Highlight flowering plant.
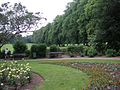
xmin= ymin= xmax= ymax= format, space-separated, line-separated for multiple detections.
xmin=0 ymin=61 xmax=31 ymax=90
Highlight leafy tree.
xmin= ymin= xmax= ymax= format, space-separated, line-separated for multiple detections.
xmin=0 ymin=2 xmax=43 ymax=48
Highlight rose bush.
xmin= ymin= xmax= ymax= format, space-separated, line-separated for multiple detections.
xmin=0 ymin=61 xmax=31 ymax=90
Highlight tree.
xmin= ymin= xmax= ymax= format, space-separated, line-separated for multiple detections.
xmin=0 ymin=2 xmax=43 ymax=48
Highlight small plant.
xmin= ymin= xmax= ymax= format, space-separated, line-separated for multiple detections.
xmin=106 ymin=49 xmax=117 ymax=57
xmin=0 ymin=61 xmax=31 ymax=90
xmin=87 ymin=46 xmax=97 ymax=57
xmin=67 ymin=46 xmax=76 ymax=57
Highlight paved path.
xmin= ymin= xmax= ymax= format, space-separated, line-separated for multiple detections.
xmin=28 ymin=56 xmax=120 ymax=61
xmin=1 ymin=56 xmax=120 ymax=61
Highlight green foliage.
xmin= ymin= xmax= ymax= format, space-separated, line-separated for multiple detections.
xmin=30 ymin=44 xmax=47 ymax=58
xmin=13 ymin=41 xmax=28 ymax=54
xmin=106 ymin=49 xmax=117 ymax=57
xmin=37 ymin=44 xmax=47 ymax=58
xmin=0 ymin=61 xmax=31 ymax=90
xmin=50 ymin=45 xmax=60 ymax=52
xmin=87 ymin=46 xmax=97 ymax=57
xmin=30 ymin=45 xmax=37 ymax=58
xmin=0 ymin=2 xmax=42 ymax=47
xmin=32 ymin=0 xmax=120 ymax=53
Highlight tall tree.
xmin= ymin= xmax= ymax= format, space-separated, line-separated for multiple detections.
xmin=0 ymin=2 xmax=43 ymax=47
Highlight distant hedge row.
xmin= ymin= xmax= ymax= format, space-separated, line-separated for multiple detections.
xmin=0 ymin=42 xmax=120 ymax=59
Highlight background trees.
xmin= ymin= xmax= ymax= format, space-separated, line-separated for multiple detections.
xmin=29 ymin=0 xmax=120 ymax=52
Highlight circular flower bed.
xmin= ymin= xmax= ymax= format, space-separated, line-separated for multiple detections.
xmin=0 ymin=61 xmax=32 ymax=90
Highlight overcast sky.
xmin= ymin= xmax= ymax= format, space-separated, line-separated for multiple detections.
xmin=1 ymin=0 xmax=73 ymax=24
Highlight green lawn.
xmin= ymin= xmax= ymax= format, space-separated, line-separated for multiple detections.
xmin=29 ymin=62 xmax=89 ymax=90
xmin=23 ymin=59 xmax=119 ymax=90
xmin=1 ymin=59 xmax=120 ymax=90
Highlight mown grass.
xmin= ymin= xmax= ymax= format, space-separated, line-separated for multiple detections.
xmin=22 ymin=59 xmax=120 ymax=90
xmin=0 ymin=57 xmax=120 ymax=90
xmin=17 ymin=61 xmax=89 ymax=90
xmin=30 ymin=62 xmax=89 ymax=90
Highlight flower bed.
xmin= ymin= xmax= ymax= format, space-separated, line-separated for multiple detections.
xmin=45 ymin=62 xmax=120 ymax=90
xmin=69 ymin=63 xmax=120 ymax=90
xmin=0 ymin=61 xmax=32 ymax=90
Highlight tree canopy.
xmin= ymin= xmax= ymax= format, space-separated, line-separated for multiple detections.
xmin=0 ymin=2 xmax=43 ymax=47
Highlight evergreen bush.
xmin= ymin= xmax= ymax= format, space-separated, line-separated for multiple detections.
xmin=13 ymin=41 xmax=27 ymax=54
xmin=106 ymin=49 xmax=117 ymax=57
xmin=87 ymin=46 xmax=97 ymax=57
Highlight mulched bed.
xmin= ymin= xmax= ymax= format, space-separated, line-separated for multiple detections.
xmin=9 ymin=73 xmax=44 ymax=90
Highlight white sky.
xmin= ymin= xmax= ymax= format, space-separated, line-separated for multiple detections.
xmin=1 ymin=0 xmax=73 ymax=24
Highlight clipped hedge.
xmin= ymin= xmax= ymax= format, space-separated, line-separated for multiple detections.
xmin=30 ymin=44 xmax=47 ymax=58
xmin=13 ymin=41 xmax=27 ymax=54
xmin=106 ymin=49 xmax=117 ymax=57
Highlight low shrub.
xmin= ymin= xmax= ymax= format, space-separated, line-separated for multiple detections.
xmin=67 ymin=46 xmax=77 ymax=57
xmin=83 ymin=46 xmax=89 ymax=56
xmin=60 ymin=47 xmax=67 ymax=54
xmin=87 ymin=46 xmax=97 ymax=57
xmin=106 ymin=49 xmax=117 ymax=57
xmin=0 ymin=50 xmax=5 ymax=59
xmin=13 ymin=41 xmax=28 ymax=54
xmin=67 ymin=45 xmax=85 ymax=57
xmin=50 ymin=45 xmax=60 ymax=52
xmin=30 ymin=45 xmax=37 ymax=58
xmin=37 ymin=44 xmax=47 ymax=58
xmin=0 ymin=61 xmax=31 ymax=90
xmin=77 ymin=45 xmax=84 ymax=56
xmin=30 ymin=44 xmax=47 ymax=58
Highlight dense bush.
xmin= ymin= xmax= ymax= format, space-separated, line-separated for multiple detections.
xmin=37 ymin=44 xmax=47 ymax=58
xmin=67 ymin=46 xmax=77 ymax=57
xmin=13 ymin=41 xmax=28 ymax=54
xmin=0 ymin=49 xmax=2 ymax=58
xmin=30 ymin=44 xmax=47 ymax=58
xmin=50 ymin=45 xmax=60 ymax=52
xmin=87 ymin=47 xmax=97 ymax=57
xmin=67 ymin=45 xmax=85 ymax=57
xmin=0 ymin=50 xmax=5 ymax=59
xmin=0 ymin=61 xmax=31 ymax=90
xmin=106 ymin=49 xmax=117 ymax=57
xmin=30 ymin=45 xmax=37 ymax=58
xmin=77 ymin=45 xmax=84 ymax=56
xmin=60 ymin=47 xmax=67 ymax=54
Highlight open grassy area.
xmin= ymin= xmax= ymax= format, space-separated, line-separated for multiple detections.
xmin=29 ymin=62 xmax=89 ymax=90
xmin=24 ymin=59 xmax=119 ymax=90
xmin=0 ymin=59 xmax=120 ymax=90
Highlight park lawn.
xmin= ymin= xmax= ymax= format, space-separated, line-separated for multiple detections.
xmin=23 ymin=59 xmax=120 ymax=90
xmin=29 ymin=62 xmax=89 ymax=90
xmin=0 ymin=59 xmax=119 ymax=90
